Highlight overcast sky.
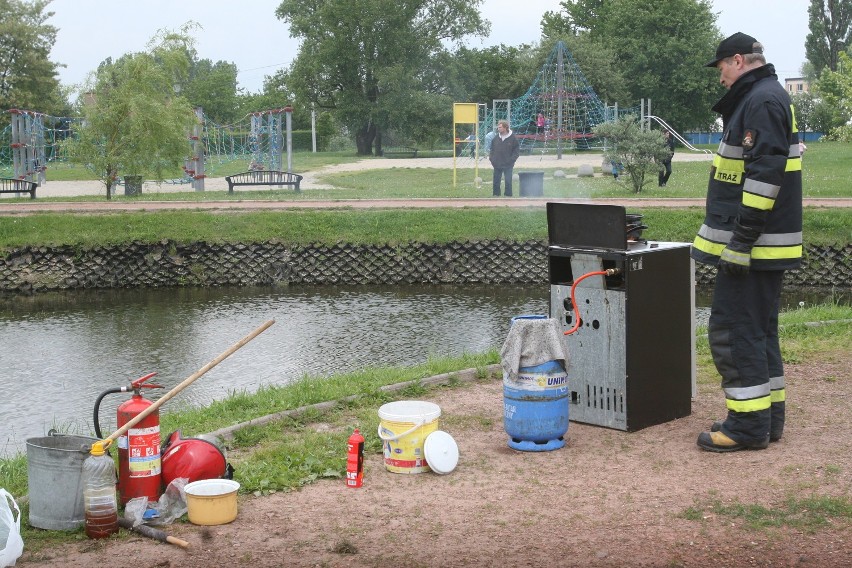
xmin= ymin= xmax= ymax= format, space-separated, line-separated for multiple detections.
xmin=47 ymin=0 xmax=808 ymax=95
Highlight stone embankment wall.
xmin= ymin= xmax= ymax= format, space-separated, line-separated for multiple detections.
xmin=1 ymin=241 xmax=850 ymax=293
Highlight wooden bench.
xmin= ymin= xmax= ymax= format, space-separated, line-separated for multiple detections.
xmin=0 ymin=177 xmax=37 ymax=199
xmin=225 ymin=170 xmax=304 ymax=193
xmin=382 ymin=146 xmax=418 ymax=158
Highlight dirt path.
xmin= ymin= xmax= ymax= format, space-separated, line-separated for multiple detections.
xmin=20 ymin=348 xmax=852 ymax=567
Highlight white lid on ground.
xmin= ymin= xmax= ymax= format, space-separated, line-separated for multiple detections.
xmin=424 ymin=430 xmax=459 ymax=475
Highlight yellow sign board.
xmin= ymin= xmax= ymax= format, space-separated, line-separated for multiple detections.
xmin=452 ymin=103 xmax=480 ymax=187
xmin=453 ymin=103 xmax=478 ymax=124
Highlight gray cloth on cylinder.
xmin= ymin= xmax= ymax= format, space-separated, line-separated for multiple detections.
xmin=500 ymin=317 xmax=568 ymax=379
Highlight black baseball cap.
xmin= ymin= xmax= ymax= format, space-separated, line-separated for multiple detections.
xmin=705 ymin=32 xmax=762 ymax=67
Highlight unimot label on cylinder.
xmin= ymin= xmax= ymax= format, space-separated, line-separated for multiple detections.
xmin=126 ymin=426 xmax=161 ymax=477
xmin=505 ymin=371 xmax=568 ymax=391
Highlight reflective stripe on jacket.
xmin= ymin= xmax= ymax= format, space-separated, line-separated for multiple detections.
xmin=692 ymin=64 xmax=803 ymax=271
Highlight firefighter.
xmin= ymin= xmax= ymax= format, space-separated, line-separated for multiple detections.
xmin=692 ymin=33 xmax=803 ymax=452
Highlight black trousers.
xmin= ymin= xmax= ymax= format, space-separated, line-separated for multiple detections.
xmin=492 ymin=166 xmax=514 ymax=196
xmin=659 ymin=159 xmax=672 ymax=185
xmin=708 ymin=269 xmax=785 ymax=446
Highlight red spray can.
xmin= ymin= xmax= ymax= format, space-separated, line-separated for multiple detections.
xmin=346 ymin=429 xmax=365 ymax=488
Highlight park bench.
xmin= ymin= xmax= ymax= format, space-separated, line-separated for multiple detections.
xmin=382 ymin=146 xmax=418 ymax=158
xmin=225 ymin=170 xmax=304 ymax=193
xmin=0 ymin=177 xmax=37 ymax=199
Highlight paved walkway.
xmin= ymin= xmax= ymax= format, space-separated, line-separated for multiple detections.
xmin=1 ymin=153 xmax=849 ymax=213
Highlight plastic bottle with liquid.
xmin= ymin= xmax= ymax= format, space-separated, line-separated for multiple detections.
xmin=82 ymin=441 xmax=119 ymax=539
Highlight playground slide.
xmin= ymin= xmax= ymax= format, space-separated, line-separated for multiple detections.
xmin=646 ymin=116 xmax=712 ymax=154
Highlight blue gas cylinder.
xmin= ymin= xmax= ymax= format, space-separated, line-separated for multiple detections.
xmin=503 ymin=316 xmax=569 ymax=452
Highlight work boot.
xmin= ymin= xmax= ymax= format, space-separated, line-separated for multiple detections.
xmin=696 ymin=430 xmax=769 ymax=452
xmin=711 ymin=420 xmax=782 ymax=442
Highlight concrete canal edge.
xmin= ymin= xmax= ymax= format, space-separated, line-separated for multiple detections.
xmin=1 ymin=240 xmax=850 ymax=293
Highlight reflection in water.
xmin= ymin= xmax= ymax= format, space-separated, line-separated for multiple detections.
xmin=0 ymin=285 xmax=548 ymax=455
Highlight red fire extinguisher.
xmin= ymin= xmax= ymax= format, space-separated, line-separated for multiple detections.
xmin=346 ymin=428 xmax=365 ymax=488
xmin=93 ymin=372 xmax=164 ymax=505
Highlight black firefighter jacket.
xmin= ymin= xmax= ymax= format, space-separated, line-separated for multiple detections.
xmin=692 ymin=64 xmax=803 ymax=271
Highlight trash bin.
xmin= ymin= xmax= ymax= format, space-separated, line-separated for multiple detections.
xmin=518 ymin=171 xmax=544 ymax=196
xmin=124 ymin=175 xmax=143 ymax=196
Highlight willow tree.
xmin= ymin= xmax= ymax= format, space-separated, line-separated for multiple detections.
xmin=276 ymin=0 xmax=489 ymax=155
xmin=65 ymin=27 xmax=198 ymax=198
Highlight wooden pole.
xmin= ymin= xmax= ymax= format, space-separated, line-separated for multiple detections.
xmin=101 ymin=319 xmax=275 ymax=447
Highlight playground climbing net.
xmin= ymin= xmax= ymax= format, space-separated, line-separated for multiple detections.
xmin=456 ymin=41 xmax=640 ymax=161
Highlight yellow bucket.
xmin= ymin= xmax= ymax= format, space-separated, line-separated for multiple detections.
xmin=378 ymin=401 xmax=441 ymax=474
xmin=184 ymin=479 xmax=240 ymax=526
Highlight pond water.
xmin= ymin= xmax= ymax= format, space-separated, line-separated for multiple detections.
xmin=1 ymin=284 xmax=846 ymax=456
xmin=0 ymin=284 xmax=548 ymax=456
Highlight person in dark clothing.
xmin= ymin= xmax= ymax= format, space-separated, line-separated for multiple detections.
xmin=489 ymin=119 xmax=520 ymax=196
xmin=693 ymin=32 xmax=803 ymax=452
xmin=658 ymin=129 xmax=675 ymax=187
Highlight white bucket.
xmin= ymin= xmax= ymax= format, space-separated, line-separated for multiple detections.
xmin=377 ymin=401 xmax=441 ymax=474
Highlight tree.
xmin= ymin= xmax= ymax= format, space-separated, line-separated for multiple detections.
xmin=438 ymin=44 xmax=540 ymax=104
xmin=791 ymin=91 xmax=817 ymax=136
xmin=540 ymin=0 xmax=720 ymax=132
xmin=539 ymin=32 xmax=630 ymax=106
xmin=815 ymin=50 xmax=852 ymax=139
xmin=64 ymin=28 xmax=198 ymax=198
xmin=593 ymin=115 xmax=672 ymax=193
xmin=0 ymin=0 xmax=67 ymax=126
xmin=805 ymin=0 xmax=852 ymax=76
xmin=541 ymin=0 xmax=606 ymax=34
xmin=183 ymin=58 xmax=240 ymax=124
xmin=275 ymin=0 xmax=489 ymax=155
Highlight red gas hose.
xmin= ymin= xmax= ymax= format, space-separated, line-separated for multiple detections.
xmin=563 ymin=269 xmax=620 ymax=335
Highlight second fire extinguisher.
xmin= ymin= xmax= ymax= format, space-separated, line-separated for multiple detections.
xmin=346 ymin=429 xmax=365 ymax=488
xmin=93 ymin=372 xmax=164 ymax=505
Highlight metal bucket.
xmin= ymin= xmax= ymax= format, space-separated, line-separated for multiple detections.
xmin=26 ymin=434 xmax=98 ymax=530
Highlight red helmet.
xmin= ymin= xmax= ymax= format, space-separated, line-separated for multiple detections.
xmin=160 ymin=431 xmax=231 ymax=487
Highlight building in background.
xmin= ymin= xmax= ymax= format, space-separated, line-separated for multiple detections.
xmin=785 ymin=77 xmax=810 ymax=94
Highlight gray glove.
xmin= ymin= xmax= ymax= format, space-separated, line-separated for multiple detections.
xmin=718 ymin=240 xmax=751 ymax=276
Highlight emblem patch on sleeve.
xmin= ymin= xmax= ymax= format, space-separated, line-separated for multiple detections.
xmin=742 ymin=129 xmax=755 ymax=150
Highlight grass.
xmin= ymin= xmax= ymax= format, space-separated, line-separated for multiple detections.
xmin=2 ymin=305 xmax=849 ymax=548
xmin=1 ymin=208 xmax=848 ymax=249
xmin=682 ymin=495 xmax=852 ymax=533
xmin=312 ymin=141 xmax=849 ymax=198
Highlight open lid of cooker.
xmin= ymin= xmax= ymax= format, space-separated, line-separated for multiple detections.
xmin=546 ymin=203 xmax=627 ymax=250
